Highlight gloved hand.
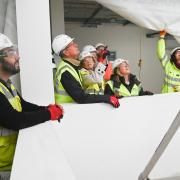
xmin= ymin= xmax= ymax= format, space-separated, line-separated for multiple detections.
xmin=160 ymin=30 xmax=167 ymax=38
xmin=109 ymin=96 xmax=120 ymax=108
xmin=98 ymin=47 xmax=110 ymax=63
xmin=48 ymin=104 xmax=64 ymax=121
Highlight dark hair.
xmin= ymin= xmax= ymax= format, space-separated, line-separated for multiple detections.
xmin=171 ymin=52 xmax=176 ymax=64
xmin=80 ymin=60 xmax=84 ymax=68
xmin=110 ymin=68 xmax=121 ymax=88
xmin=59 ymin=51 xmax=64 ymax=58
xmin=170 ymin=48 xmax=180 ymax=64
xmin=113 ymin=67 xmax=118 ymax=75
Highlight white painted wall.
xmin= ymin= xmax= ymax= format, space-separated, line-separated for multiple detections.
xmin=65 ymin=23 xmax=179 ymax=94
xmin=16 ymin=0 xmax=54 ymax=105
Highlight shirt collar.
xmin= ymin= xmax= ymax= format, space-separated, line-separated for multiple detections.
xmin=0 ymin=78 xmax=12 ymax=89
xmin=63 ymin=58 xmax=80 ymax=67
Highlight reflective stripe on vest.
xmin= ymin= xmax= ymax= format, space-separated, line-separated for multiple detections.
xmin=79 ymin=69 xmax=105 ymax=95
xmin=54 ymin=60 xmax=82 ymax=103
xmin=0 ymin=82 xmax=22 ymax=171
xmin=84 ymin=83 xmax=104 ymax=95
xmin=107 ymin=80 xmax=141 ymax=97
xmin=162 ymin=62 xmax=180 ymax=93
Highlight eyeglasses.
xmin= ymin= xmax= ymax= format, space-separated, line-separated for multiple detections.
xmin=2 ymin=48 xmax=19 ymax=57
xmin=65 ymin=42 xmax=78 ymax=50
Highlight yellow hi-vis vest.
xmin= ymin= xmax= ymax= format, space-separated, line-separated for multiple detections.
xmin=157 ymin=38 xmax=180 ymax=93
xmin=106 ymin=80 xmax=141 ymax=97
xmin=0 ymin=81 xmax=22 ymax=171
xmin=85 ymin=83 xmax=104 ymax=95
xmin=79 ymin=69 xmax=104 ymax=95
xmin=54 ymin=60 xmax=82 ymax=104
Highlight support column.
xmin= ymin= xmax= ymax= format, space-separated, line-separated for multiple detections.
xmin=16 ymin=0 xmax=54 ymax=105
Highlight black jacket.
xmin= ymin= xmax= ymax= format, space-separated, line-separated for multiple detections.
xmin=60 ymin=60 xmax=110 ymax=103
xmin=0 ymin=79 xmax=50 ymax=130
xmin=105 ymin=74 xmax=153 ymax=97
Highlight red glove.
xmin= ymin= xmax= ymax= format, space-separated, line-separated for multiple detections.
xmin=98 ymin=47 xmax=110 ymax=63
xmin=109 ymin=96 xmax=120 ymax=108
xmin=160 ymin=30 xmax=167 ymax=38
xmin=48 ymin=104 xmax=64 ymax=121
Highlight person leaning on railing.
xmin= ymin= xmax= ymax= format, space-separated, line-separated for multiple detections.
xmin=52 ymin=34 xmax=119 ymax=108
xmin=105 ymin=58 xmax=153 ymax=98
xmin=0 ymin=33 xmax=64 ymax=180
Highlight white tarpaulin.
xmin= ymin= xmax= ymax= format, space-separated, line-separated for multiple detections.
xmin=95 ymin=0 xmax=180 ymax=43
xmin=11 ymin=93 xmax=180 ymax=180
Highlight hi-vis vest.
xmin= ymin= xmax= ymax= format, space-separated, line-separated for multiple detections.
xmin=54 ymin=60 xmax=82 ymax=103
xmin=79 ymin=69 xmax=104 ymax=95
xmin=106 ymin=80 xmax=141 ymax=97
xmin=0 ymin=81 xmax=22 ymax=171
xmin=85 ymin=83 xmax=104 ymax=95
xmin=157 ymin=38 xmax=180 ymax=93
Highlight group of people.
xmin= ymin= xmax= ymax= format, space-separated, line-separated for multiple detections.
xmin=0 ymin=29 xmax=180 ymax=180
xmin=52 ymin=34 xmax=154 ymax=108
xmin=53 ymin=30 xmax=180 ymax=106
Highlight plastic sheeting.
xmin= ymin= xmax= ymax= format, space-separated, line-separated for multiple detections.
xmin=11 ymin=93 xmax=180 ymax=180
xmin=95 ymin=0 xmax=180 ymax=43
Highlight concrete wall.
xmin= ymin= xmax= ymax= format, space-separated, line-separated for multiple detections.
xmin=65 ymin=23 xmax=178 ymax=94
xmin=50 ymin=0 xmax=65 ymax=39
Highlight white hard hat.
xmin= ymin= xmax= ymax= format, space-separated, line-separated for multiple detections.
xmin=170 ymin=47 xmax=180 ymax=55
xmin=112 ymin=58 xmax=129 ymax=70
xmin=52 ymin=34 xmax=74 ymax=55
xmin=83 ymin=45 xmax=96 ymax=53
xmin=79 ymin=51 xmax=93 ymax=61
xmin=0 ymin=33 xmax=13 ymax=51
xmin=95 ymin=43 xmax=105 ymax=49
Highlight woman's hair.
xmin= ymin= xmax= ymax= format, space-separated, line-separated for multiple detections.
xmin=170 ymin=51 xmax=177 ymax=64
xmin=113 ymin=66 xmax=123 ymax=77
xmin=80 ymin=60 xmax=84 ymax=68
xmin=112 ymin=67 xmax=121 ymax=83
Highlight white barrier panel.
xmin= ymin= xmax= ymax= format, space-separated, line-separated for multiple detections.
xmin=11 ymin=93 xmax=180 ymax=180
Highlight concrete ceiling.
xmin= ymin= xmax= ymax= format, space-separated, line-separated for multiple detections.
xmin=64 ymin=0 xmax=130 ymax=27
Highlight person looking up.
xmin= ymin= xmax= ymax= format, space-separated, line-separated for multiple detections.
xmin=79 ymin=51 xmax=106 ymax=95
xmin=0 ymin=33 xmax=64 ymax=180
xmin=157 ymin=30 xmax=180 ymax=93
xmin=52 ymin=34 xmax=119 ymax=108
xmin=105 ymin=58 xmax=153 ymax=98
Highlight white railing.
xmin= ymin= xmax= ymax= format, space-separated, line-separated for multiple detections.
xmin=11 ymin=93 xmax=180 ymax=180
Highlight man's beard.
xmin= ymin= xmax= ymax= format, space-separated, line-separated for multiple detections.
xmin=1 ymin=60 xmax=20 ymax=75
